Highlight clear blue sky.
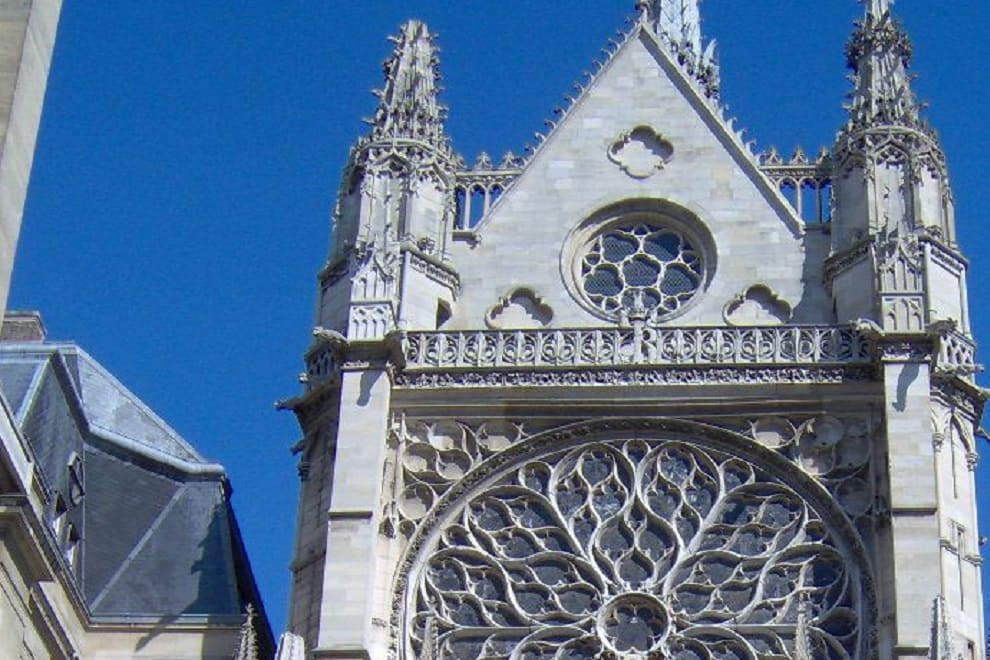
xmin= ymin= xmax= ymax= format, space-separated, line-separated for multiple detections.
xmin=11 ymin=1 xmax=990 ymax=637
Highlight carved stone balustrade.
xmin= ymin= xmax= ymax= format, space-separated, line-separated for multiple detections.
xmin=759 ymin=148 xmax=832 ymax=225
xmin=934 ymin=327 xmax=980 ymax=381
xmin=453 ymin=167 xmax=521 ymax=230
xmin=402 ymin=325 xmax=871 ymax=371
xmin=298 ymin=324 xmax=983 ymax=393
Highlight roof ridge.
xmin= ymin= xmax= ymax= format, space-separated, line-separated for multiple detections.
xmin=71 ymin=346 xmax=210 ymax=465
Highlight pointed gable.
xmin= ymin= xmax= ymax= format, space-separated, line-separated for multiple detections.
xmin=448 ymin=24 xmax=821 ymax=328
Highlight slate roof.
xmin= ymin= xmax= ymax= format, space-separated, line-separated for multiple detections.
xmin=0 ymin=333 xmax=270 ymax=640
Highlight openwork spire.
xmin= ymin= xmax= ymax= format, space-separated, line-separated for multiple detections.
xmin=233 ymin=605 xmax=258 ymax=660
xmin=929 ymin=596 xmax=955 ymax=660
xmin=369 ymin=20 xmax=449 ymax=150
xmin=843 ymin=0 xmax=923 ymax=132
xmin=636 ymin=0 xmax=719 ymax=99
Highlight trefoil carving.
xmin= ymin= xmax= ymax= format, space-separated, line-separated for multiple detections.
xmin=723 ymin=285 xmax=792 ymax=326
xmin=485 ymin=288 xmax=553 ymax=329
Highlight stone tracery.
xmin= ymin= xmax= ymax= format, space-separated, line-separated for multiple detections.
xmin=580 ymin=221 xmax=704 ymax=321
xmin=404 ymin=435 xmax=866 ymax=659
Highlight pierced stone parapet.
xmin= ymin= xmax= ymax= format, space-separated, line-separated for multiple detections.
xmin=759 ymin=148 xmax=832 ymax=225
xmin=452 ymin=166 xmax=521 ymax=230
xmin=401 ymin=325 xmax=871 ymax=372
xmin=933 ymin=326 xmax=980 ymax=381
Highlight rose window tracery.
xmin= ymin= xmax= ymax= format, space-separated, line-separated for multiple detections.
xmin=407 ymin=439 xmax=863 ymax=659
xmin=580 ymin=222 xmax=703 ymax=320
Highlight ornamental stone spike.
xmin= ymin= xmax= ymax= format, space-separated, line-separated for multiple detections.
xmin=370 ymin=19 xmax=449 ymax=149
xmin=929 ymin=595 xmax=955 ymax=659
xmin=273 ymin=632 xmax=306 ymax=660
xmin=829 ymin=0 xmax=956 ymax=270
xmin=843 ymin=0 xmax=922 ymax=132
xmin=867 ymin=0 xmax=892 ymax=16
xmin=636 ymin=0 xmax=701 ymax=55
xmin=232 ymin=604 xmax=259 ymax=660
xmin=635 ymin=0 xmax=719 ymax=99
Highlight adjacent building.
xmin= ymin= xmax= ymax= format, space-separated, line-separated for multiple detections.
xmin=0 ymin=2 xmax=273 ymax=658
xmin=0 ymin=311 xmax=273 ymax=659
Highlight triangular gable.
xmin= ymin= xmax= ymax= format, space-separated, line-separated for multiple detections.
xmin=447 ymin=22 xmax=822 ymax=328
xmin=471 ymin=24 xmax=802 ymax=238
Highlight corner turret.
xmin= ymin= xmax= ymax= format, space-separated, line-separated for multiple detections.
xmin=828 ymin=0 xmax=964 ymax=333
xmin=316 ymin=20 xmax=460 ymax=341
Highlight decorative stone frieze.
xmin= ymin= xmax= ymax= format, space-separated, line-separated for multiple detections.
xmin=393 ymin=366 xmax=870 ymax=390
xmin=402 ymin=325 xmax=871 ymax=371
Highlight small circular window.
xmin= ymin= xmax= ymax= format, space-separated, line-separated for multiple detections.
xmin=563 ymin=200 xmax=714 ymax=323
xmin=579 ymin=219 xmax=705 ymax=320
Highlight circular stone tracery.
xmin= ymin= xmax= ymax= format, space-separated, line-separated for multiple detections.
xmin=580 ymin=221 xmax=703 ymax=320
xmin=406 ymin=438 xmax=864 ymax=660
xmin=598 ymin=593 xmax=669 ymax=655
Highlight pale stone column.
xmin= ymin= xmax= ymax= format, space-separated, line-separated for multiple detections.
xmin=0 ymin=0 xmax=61 ymax=321
xmin=880 ymin=346 xmax=940 ymax=657
xmin=315 ymin=363 xmax=392 ymax=659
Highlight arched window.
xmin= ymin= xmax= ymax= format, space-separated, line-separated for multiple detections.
xmin=399 ymin=423 xmax=870 ymax=659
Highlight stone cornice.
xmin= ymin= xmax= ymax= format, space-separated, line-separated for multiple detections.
xmin=824 ymin=238 xmax=873 ymax=283
xmin=292 ymin=325 xmax=985 ymax=409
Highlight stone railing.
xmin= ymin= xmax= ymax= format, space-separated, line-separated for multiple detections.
xmin=935 ymin=328 xmax=979 ymax=380
xmin=401 ymin=325 xmax=872 ymax=371
xmin=304 ymin=344 xmax=340 ymax=387
xmin=453 ymin=164 xmax=521 ymax=230
xmin=759 ymin=147 xmax=832 ymax=225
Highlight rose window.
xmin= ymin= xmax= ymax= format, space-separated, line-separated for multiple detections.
xmin=580 ymin=222 xmax=703 ymax=320
xmin=408 ymin=439 xmax=863 ymax=659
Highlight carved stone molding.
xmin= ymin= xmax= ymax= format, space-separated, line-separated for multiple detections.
xmin=607 ymin=126 xmax=674 ymax=179
xmin=484 ymin=288 xmax=553 ymax=329
xmin=406 ymin=248 xmax=461 ymax=293
xmin=824 ymin=239 xmax=872 ymax=283
xmin=723 ymin=284 xmax=792 ymax=326
xmin=393 ymin=365 xmax=871 ymax=389
xmin=318 ymin=255 xmax=352 ymax=291
xmin=930 ymin=380 xmax=986 ymax=422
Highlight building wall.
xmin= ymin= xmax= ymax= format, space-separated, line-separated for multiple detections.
xmin=288 ymin=6 xmax=986 ymax=660
xmin=0 ymin=0 xmax=60 ymax=321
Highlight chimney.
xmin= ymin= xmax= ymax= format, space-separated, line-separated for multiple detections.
xmin=1 ymin=311 xmax=46 ymax=342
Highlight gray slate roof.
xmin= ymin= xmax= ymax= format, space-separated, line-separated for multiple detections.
xmin=0 ymin=340 xmax=267 ymax=626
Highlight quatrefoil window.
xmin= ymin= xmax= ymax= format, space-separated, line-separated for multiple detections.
xmin=580 ymin=221 xmax=703 ymax=320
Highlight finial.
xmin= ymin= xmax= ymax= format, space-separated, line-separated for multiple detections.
xmin=842 ymin=0 xmax=922 ymax=133
xmin=866 ymin=0 xmax=892 ymax=17
xmin=929 ymin=595 xmax=955 ymax=659
xmin=636 ymin=0 xmax=719 ymax=99
xmin=369 ymin=20 xmax=450 ymax=150
xmin=233 ymin=604 xmax=259 ymax=660
xmin=274 ymin=632 xmax=306 ymax=660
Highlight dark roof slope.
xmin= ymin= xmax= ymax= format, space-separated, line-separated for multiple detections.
xmin=0 ymin=338 xmax=270 ymax=642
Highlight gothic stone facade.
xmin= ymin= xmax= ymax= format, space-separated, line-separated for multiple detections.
xmin=285 ymin=2 xmax=985 ymax=659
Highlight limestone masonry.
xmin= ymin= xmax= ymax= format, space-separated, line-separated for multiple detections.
xmin=283 ymin=1 xmax=986 ymax=659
